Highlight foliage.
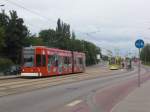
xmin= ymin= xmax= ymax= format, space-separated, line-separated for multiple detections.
xmin=0 ymin=27 xmax=5 ymax=52
xmin=25 ymin=36 xmax=44 ymax=46
xmin=0 ymin=58 xmax=14 ymax=72
xmin=39 ymin=29 xmax=57 ymax=47
xmin=140 ymin=44 xmax=150 ymax=64
xmin=39 ymin=19 xmax=102 ymax=66
xmin=0 ymin=10 xmax=102 ymax=66
xmin=0 ymin=10 xmax=28 ymax=64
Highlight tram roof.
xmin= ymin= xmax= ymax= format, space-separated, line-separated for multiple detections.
xmin=24 ymin=46 xmax=85 ymax=55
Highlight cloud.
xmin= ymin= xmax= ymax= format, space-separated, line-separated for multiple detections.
xmin=1 ymin=0 xmax=150 ymax=56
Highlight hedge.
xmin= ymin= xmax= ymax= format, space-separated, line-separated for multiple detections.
xmin=0 ymin=58 xmax=14 ymax=72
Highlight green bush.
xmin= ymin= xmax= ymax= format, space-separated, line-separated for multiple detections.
xmin=0 ymin=58 xmax=14 ymax=72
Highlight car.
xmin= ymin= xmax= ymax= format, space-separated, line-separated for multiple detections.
xmin=3 ymin=65 xmax=21 ymax=75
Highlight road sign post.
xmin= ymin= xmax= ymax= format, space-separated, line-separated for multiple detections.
xmin=138 ymin=48 xmax=141 ymax=87
xmin=135 ymin=39 xmax=144 ymax=87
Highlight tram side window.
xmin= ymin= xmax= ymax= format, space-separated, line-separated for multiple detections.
xmin=55 ymin=60 xmax=58 ymax=67
xmin=36 ymin=54 xmax=41 ymax=67
xmin=76 ymin=58 xmax=79 ymax=65
xmin=64 ymin=57 xmax=68 ymax=65
xmin=48 ymin=55 xmax=55 ymax=66
xmin=58 ymin=56 xmax=62 ymax=65
xmin=69 ymin=57 xmax=71 ymax=64
xmin=74 ymin=58 xmax=76 ymax=65
xmin=79 ymin=58 xmax=83 ymax=64
xmin=48 ymin=55 xmax=51 ymax=64
xmin=42 ymin=55 xmax=46 ymax=66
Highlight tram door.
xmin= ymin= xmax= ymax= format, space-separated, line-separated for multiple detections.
xmin=47 ymin=55 xmax=51 ymax=75
xmin=47 ymin=54 xmax=58 ymax=75
xmin=57 ymin=55 xmax=63 ymax=74
xmin=49 ymin=54 xmax=62 ymax=75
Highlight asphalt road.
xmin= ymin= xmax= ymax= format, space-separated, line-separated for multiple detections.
xmin=0 ymin=67 xmax=147 ymax=112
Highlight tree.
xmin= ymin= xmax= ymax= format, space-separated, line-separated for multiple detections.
xmin=55 ymin=19 xmax=71 ymax=50
xmin=39 ymin=29 xmax=57 ymax=47
xmin=0 ymin=10 xmax=9 ymax=28
xmin=2 ymin=10 xmax=28 ymax=64
xmin=0 ymin=27 xmax=5 ymax=53
xmin=39 ymin=18 xmax=102 ymax=66
xmin=0 ymin=10 xmax=9 ymax=54
xmin=71 ymin=31 xmax=76 ymax=40
xmin=25 ymin=36 xmax=44 ymax=46
xmin=141 ymin=44 xmax=150 ymax=64
xmin=80 ymin=40 xmax=101 ymax=65
xmin=0 ymin=10 xmax=103 ymax=66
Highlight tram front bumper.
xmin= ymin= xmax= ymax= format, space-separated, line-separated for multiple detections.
xmin=21 ymin=73 xmax=42 ymax=77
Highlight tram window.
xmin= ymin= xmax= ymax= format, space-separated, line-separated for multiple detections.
xmin=49 ymin=55 xmax=55 ymax=66
xmin=58 ymin=56 xmax=62 ymax=64
xmin=74 ymin=59 xmax=76 ymax=65
xmin=55 ymin=60 xmax=58 ymax=66
xmin=49 ymin=55 xmax=58 ymax=66
xmin=24 ymin=57 xmax=34 ymax=67
xmin=47 ymin=55 xmax=51 ymax=72
xmin=48 ymin=55 xmax=58 ymax=66
xmin=42 ymin=55 xmax=46 ymax=66
xmin=69 ymin=57 xmax=71 ymax=64
xmin=79 ymin=58 xmax=83 ymax=64
xmin=67 ymin=57 xmax=70 ymax=64
xmin=67 ymin=57 xmax=69 ymax=64
xmin=36 ymin=54 xmax=41 ymax=67
xmin=48 ymin=55 xmax=52 ymax=64
xmin=64 ymin=57 xmax=68 ymax=64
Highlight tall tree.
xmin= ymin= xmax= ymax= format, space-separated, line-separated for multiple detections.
xmin=141 ymin=44 xmax=150 ymax=64
xmin=3 ymin=11 xmax=28 ymax=64
xmin=55 ymin=19 xmax=71 ymax=49
xmin=0 ymin=10 xmax=9 ymax=54
xmin=0 ymin=27 xmax=5 ymax=53
xmin=71 ymin=31 xmax=76 ymax=40
xmin=39 ymin=29 xmax=58 ymax=47
xmin=39 ymin=18 xmax=102 ymax=66
xmin=0 ymin=10 xmax=9 ymax=28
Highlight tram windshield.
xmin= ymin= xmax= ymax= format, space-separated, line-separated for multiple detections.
xmin=23 ymin=48 xmax=34 ymax=67
xmin=24 ymin=57 xmax=34 ymax=67
xmin=109 ymin=57 xmax=121 ymax=65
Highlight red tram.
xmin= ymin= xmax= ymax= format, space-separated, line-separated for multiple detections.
xmin=21 ymin=46 xmax=85 ymax=77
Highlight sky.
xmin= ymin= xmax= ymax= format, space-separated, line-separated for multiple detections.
xmin=1 ymin=0 xmax=150 ymax=56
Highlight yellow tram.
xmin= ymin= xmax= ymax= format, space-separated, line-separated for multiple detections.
xmin=109 ymin=56 xmax=121 ymax=70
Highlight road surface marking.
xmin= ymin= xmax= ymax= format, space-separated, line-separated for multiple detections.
xmin=67 ymin=100 xmax=82 ymax=107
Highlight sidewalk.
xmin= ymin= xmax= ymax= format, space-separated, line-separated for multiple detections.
xmin=0 ymin=75 xmax=20 ymax=80
xmin=112 ymin=80 xmax=150 ymax=112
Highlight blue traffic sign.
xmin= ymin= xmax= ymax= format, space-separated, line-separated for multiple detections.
xmin=135 ymin=39 xmax=144 ymax=48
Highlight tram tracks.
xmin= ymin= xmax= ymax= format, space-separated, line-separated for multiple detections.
xmin=0 ymin=67 xmax=127 ymax=97
xmin=0 ymin=68 xmax=115 ymax=88
xmin=0 ymin=67 xmax=109 ymax=85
